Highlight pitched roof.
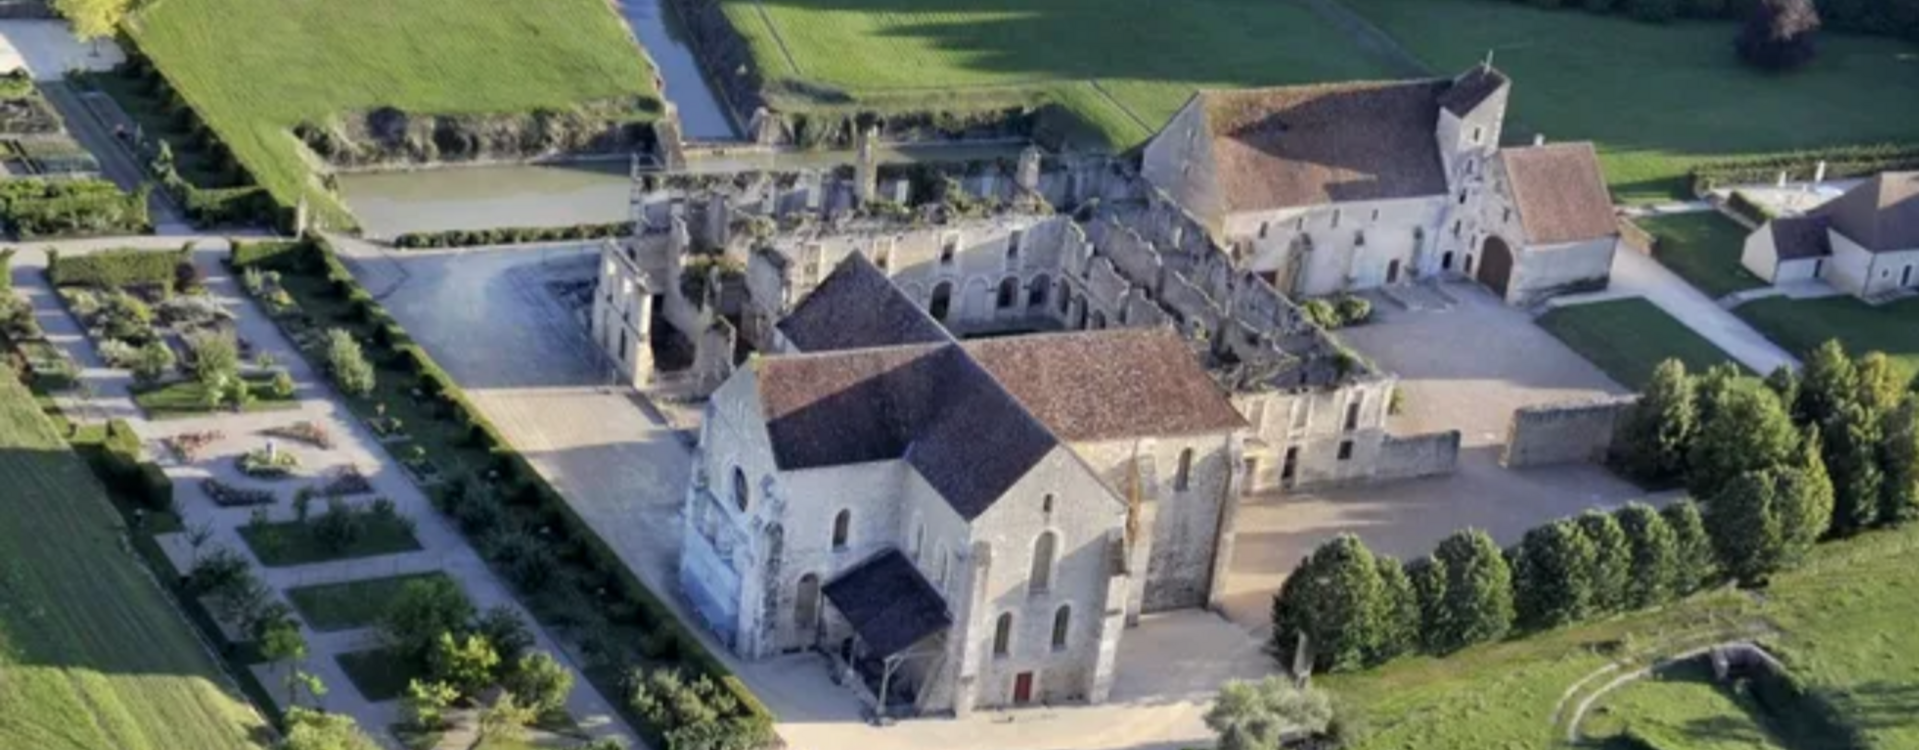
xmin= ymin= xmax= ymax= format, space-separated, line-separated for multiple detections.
xmin=1499 ymin=142 xmax=1618 ymax=245
xmin=964 ymin=328 xmax=1247 ymax=442
xmin=823 ymin=549 xmax=952 ymax=658
xmin=778 ymin=253 xmax=953 ymax=352
xmin=754 ymin=344 xmax=1057 ymax=520
xmin=1769 ymin=215 xmax=1832 ymax=260
xmin=1437 ymin=65 xmax=1509 ymax=117
xmin=1814 ymin=171 xmax=1919 ymax=252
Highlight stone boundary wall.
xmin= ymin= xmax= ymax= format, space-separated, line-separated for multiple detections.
xmin=1502 ymin=395 xmax=1638 ymax=469
xmin=1375 ymin=430 xmax=1461 ymax=482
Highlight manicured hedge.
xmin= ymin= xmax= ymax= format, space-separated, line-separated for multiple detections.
xmin=392 ymin=221 xmax=632 ymax=249
xmin=109 ymin=42 xmax=288 ymax=231
xmin=47 ymin=245 xmax=191 ymax=288
xmin=229 ymin=239 xmax=304 ymax=269
xmin=1688 ymin=143 xmax=1919 ymax=195
xmin=229 ymin=237 xmax=775 ymax=739
xmin=0 ymin=248 xmax=13 ymax=294
xmin=0 ymin=179 xmax=152 ymax=239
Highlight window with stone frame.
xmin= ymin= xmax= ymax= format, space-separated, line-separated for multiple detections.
xmin=1051 ymin=605 xmax=1071 ymax=651
xmin=832 ymin=509 xmax=851 ymax=550
xmin=795 ymin=574 xmax=821 ymax=629
xmin=1175 ymin=449 xmax=1194 ymax=491
xmin=731 ymin=467 xmax=749 ymax=511
xmin=1029 ymin=531 xmax=1057 ymax=595
xmin=997 ymin=277 xmax=1019 ymax=309
xmin=993 ymin=613 xmax=1013 ymax=657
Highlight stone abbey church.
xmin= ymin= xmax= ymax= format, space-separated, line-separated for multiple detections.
xmin=591 ymin=65 xmax=1619 ymax=717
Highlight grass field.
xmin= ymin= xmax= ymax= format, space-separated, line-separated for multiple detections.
xmin=1538 ymin=298 xmax=1747 ymax=389
xmin=334 ymin=647 xmax=418 ymax=702
xmin=1576 ymin=659 xmax=1788 ymax=749
xmin=1737 ymin=295 xmax=1919 ymax=384
xmin=1326 ymin=522 xmax=1919 ymax=749
xmin=1640 ymin=213 xmax=1766 ymax=299
xmin=718 ymin=0 xmax=1394 ymax=149
xmin=238 ymin=514 xmax=422 ymax=567
xmin=0 ymin=369 xmax=265 ymax=749
xmin=1339 ymin=0 xmax=1919 ymax=201
xmin=284 ymin=572 xmax=454 ymax=632
xmin=127 ymin=0 xmax=661 ymax=226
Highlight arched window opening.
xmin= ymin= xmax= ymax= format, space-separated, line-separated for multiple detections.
xmin=1051 ymin=606 xmax=1071 ymax=650
xmin=1028 ymin=275 xmax=1051 ymax=308
xmin=929 ymin=282 xmax=953 ymax=321
xmin=832 ymin=510 xmax=851 ymax=550
xmin=1030 ymin=531 xmax=1057 ymax=595
xmin=997 ymin=277 xmax=1018 ymax=309
xmin=795 ymin=574 xmax=821 ymax=629
xmin=1175 ymin=448 xmax=1195 ymax=491
xmin=731 ymin=467 xmax=749 ymax=512
xmin=993 ymin=613 xmax=1013 ymax=657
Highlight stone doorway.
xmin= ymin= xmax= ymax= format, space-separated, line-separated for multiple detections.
xmin=1386 ymin=258 xmax=1402 ymax=284
xmin=1013 ymin=672 xmax=1035 ymax=704
xmin=1441 ymin=250 xmax=1455 ymax=272
xmin=1477 ymin=236 xmax=1514 ymax=298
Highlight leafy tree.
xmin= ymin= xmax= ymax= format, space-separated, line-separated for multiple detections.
xmin=186 ymin=329 xmax=239 ymax=394
xmin=504 ymin=651 xmax=575 ymax=717
xmin=477 ymin=692 xmax=539 ymax=746
xmin=1774 ymin=456 xmax=1834 ymax=568
xmin=1615 ymin=359 xmax=1696 ymax=484
xmin=628 ymin=668 xmax=772 ymax=750
xmin=325 ymin=328 xmax=375 ymax=397
xmin=1689 ymin=377 xmax=1797 ymax=497
xmin=1574 ymin=511 xmax=1632 ymax=613
xmin=1736 ymin=0 xmax=1821 ymax=70
xmin=282 ymin=708 xmax=379 ymax=750
xmin=130 ymin=340 xmax=175 ymax=386
xmin=1406 ymin=556 xmax=1447 ymax=653
xmin=271 ymin=369 xmax=296 ymax=399
xmin=1663 ymin=499 xmax=1717 ymax=594
xmin=1693 ymin=362 xmax=1745 ymax=427
xmin=52 ymin=0 xmax=129 ymax=43
xmin=1764 ymin=364 xmax=1800 ymax=410
xmin=1854 ymin=352 xmax=1905 ymax=416
xmin=476 ymin=605 xmax=535 ymax=665
xmin=1512 ymin=519 xmax=1596 ymax=630
xmin=1825 ymin=402 xmax=1885 ymax=535
xmin=1269 ymin=534 xmax=1385 ymax=672
xmin=402 ymin=679 xmax=459 ymax=731
xmin=1205 ymin=676 xmax=1336 ymax=750
xmin=259 ymin=618 xmax=310 ymax=707
xmin=1880 ymin=396 xmax=1919 ymax=525
xmin=1615 ymin=502 xmax=1679 ymax=608
xmin=1372 ymin=557 xmax=1420 ymax=663
xmin=1795 ymin=340 xmax=1856 ymax=428
xmin=1708 ymin=470 xmax=1784 ymax=584
xmin=1429 ymin=530 xmax=1512 ymax=653
xmin=381 ymin=578 xmax=476 ymax=660
xmin=427 ymin=632 xmax=501 ymax=698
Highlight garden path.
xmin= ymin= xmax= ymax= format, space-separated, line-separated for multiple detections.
xmin=6 ymin=238 xmax=638 ymax=750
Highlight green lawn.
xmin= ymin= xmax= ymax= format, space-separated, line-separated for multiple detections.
xmin=1326 ymin=523 xmax=1919 ymax=750
xmin=126 ymin=0 xmax=661 ymax=226
xmin=1737 ymin=295 xmax=1919 ymax=384
xmin=1576 ymin=659 xmax=1788 ymax=749
xmin=717 ymin=0 xmax=1395 ymax=149
xmin=285 ymin=572 xmax=455 ymax=632
xmin=0 ymin=368 xmax=265 ymax=749
xmin=1538 ymin=298 xmax=1747 ymax=389
xmin=1640 ymin=212 xmax=1767 ymax=299
xmin=335 ymin=647 xmax=420 ymax=702
xmin=130 ymin=372 xmax=299 ymax=420
xmin=238 ymin=513 xmax=422 ymax=567
xmin=1339 ymin=0 xmax=1919 ymax=201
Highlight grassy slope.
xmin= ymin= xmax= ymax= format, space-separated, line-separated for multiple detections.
xmin=1737 ymin=295 xmax=1919 ymax=384
xmin=718 ymin=0 xmax=1393 ymax=148
xmin=1576 ymin=660 xmax=1789 ymax=749
xmin=127 ymin=0 xmax=660 ymax=225
xmin=1327 ymin=524 xmax=1919 ymax=749
xmin=1640 ymin=212 xmax=1766 ymax=299
xmin=0 ymin=371 xmax=264 ymax=750
xmin=1339 ymin=0 xmax=1919 ymax=201
xmin=1538 ymin=298 xmax=1746 ymax=389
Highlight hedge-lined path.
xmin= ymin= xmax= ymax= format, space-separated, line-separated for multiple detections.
xmin=39 ymin=80 xmax=191 ymax=232
xmin=5 ymin=238 xmax=638 ymax=749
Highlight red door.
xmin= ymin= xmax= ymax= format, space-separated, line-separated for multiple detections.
xmin=1013 ymin=672 xmax=1034 ymax=704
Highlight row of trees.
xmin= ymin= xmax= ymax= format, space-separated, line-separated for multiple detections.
xmin=1275 ymin=343 xmax=1918 ymax=673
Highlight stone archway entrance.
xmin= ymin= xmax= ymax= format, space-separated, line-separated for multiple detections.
xmin=1478 ymin=236 xmax=1515 ymax=298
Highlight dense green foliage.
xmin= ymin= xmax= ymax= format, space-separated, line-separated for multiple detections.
xmin=1688 ymin=375 xmax=1798 ymax=497
xmin=1512 ymin=520 xmax=1597 ymax=630
xmin=1430 ymin=530 xmax=1513 ymax=653
xmin=1573 ymin=511 xmax=1632 ymax=614
xmin=324 ymin=328 xmax=375 ymax=397
xmin=1205 ymin=677 xmax=1336 ymax=750
xmin=1616 ymin=502 xmax=1680 ymax=608
xmin=0 ymin=179 xmax=150 ymax=239
xmin=394 ymin=222 xmax=633 ymax=249
xmin=1271 ymin=535 xmax=1387 ymax=672
xmin=0 ymin=367 xmax=266 ymax=749
xmin=47 ymin=246 xmax=189 ymax=289
xmin=1615 ymin=359 xmax=1698 ymax=485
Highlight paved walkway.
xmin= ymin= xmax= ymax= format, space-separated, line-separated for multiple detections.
xmin=7 ymin=239 xmax=635 ymax=749
xmin=40 ymin=80 xmax=190 ymax=232
xmin=1549 ymin=249 xmax=1799 ymax=375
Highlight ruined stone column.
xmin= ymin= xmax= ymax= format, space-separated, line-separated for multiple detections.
xmin=1016 ymin=146 xmax=1042 ymax=194
xmin=854 ymin=125 xmax=879 ymax=205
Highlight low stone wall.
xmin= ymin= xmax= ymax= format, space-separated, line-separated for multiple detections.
xmin=1375 ymin=431 xmax=1462 ymax=481
xmin=1502 ymin=395 xmax=1638 ymax=469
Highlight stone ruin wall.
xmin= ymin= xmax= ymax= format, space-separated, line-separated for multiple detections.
xmin=1501 ymin=395 xmax=1638 ymax=469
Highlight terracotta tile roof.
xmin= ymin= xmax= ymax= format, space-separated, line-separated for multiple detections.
xmin=754 ymin=344 xmax=1057 ymax=521
xmin=1769 ymin=215 xmax=1832 ymax=260
xmin=1814 ymin=171 xmax=1919 ymax=252
xmin=1437 ymin=65 xmax=1509 ymax=116
xmin=778 ymin=253 xmax=953 ymax=352
xmin=964 ymin=328 xmax=1247 ymax=442
xmin=823 ymin=549 xmax=951 ymax=658
xmin=1499 ymin=142 xmax=1618 ymax=245
xmin=1200 ymin=78 xmax=1451 ymax=213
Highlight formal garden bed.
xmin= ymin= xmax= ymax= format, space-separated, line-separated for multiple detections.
xmin=133 ymin=370 xmax=299 ymax=419
xmin=203 ymin=477 xmax=276 ymax=507
xmin=230 ymin=237 xmax=773 ymax=747
xmin=335 ymin=646 xmax=421 ymax=702
xmin=240 ymin=495 xmax=420 ymax=566
xmin=0 ymin=178 xmax=150 ymax=239
xmin=286 ymin=572 xmax=455 ymax=632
